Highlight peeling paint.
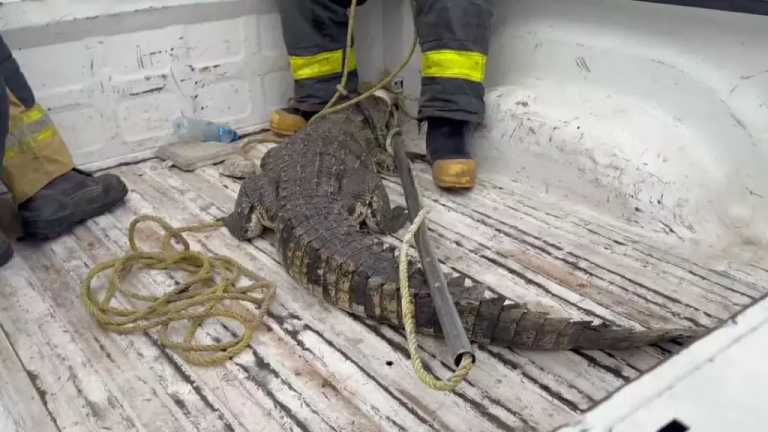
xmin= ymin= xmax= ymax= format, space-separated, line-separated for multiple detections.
xmin=128 ymin=85 xmax=167 ymax=97
xmin=575 ymin=57 xmax=591 ymax=73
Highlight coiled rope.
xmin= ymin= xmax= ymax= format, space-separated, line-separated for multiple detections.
xmin=81 ymin=215 xmax=276 ymax=367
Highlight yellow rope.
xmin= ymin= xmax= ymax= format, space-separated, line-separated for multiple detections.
xmin=309 ymin=0 xmax=419 ymax=124
xmin=398 ymin=208 xmax=475 ymax=391
xmin=81 ymin=215 xmax=276 ymax=367
xmin=315 ymin=0 xmax=359 ymax=116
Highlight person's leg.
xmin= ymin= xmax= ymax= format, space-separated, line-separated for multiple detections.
xmin=0 ymin=78 xmax=11 ymax=266
xmin=0 ymin=33 xmax=34 ymax=265
xmin=0 ymin=78 xmax=8 ymax=181
xmin=272 ymin=0 xmax=361 ymax=135
xmin=6 ymin=90 xmax=129 ymax=240
xmin=1 ymin=35 xmax=128 ymax=241
xmin=414 ymin=0 xmax=494 ymax=189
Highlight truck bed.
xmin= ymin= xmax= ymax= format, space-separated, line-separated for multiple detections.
xmin=2 ymin=151 xmax=765 ymax=432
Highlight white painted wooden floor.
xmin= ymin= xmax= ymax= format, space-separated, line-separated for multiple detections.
xmin=1 ymin=153 xmax=766 ymax=432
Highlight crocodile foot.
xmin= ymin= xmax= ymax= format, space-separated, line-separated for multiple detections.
xmin=224 ymin=174 xmax=277 ymax=240
xmin=363 ymin=204 xmax=408 ymax=235
xmin=383 ymin=205 xmax=408 ymax=233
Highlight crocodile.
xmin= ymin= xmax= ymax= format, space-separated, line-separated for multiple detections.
xmin=223 ymin=93 xmax=704 ymax=350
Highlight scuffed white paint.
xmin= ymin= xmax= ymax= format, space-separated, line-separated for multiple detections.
xmin=474 ymin=0 xmax=768 ymax=251
xmin=476 ymin=80 xmax=768 ymax=250
xmin=0 ymin=0 xmax=248 ymax=31
xmin=0 ymin=403 xmax=15 ymax=432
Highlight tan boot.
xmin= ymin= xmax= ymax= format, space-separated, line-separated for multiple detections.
xmin=432 ymin=159 xmax=477 ymax=190
xmin=270 ymin=107 xmax=314 ymax=136
xmin=426 ymin=117 xmax=477 ymax=190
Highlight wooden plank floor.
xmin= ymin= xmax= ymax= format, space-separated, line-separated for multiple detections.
xmin=1 ymin=154 xmax=765 ymax=432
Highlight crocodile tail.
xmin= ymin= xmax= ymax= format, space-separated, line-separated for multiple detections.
xmin=483 ymin=302 xmax=704 ymax=350
xmin=409 ymin=274 xmax=705 ymax=351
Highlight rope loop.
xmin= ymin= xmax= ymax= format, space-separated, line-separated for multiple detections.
xmin=82 ymin=214 xmax=276 ymax=367
xmin=398 ymin=208 xmax=475 ymax=391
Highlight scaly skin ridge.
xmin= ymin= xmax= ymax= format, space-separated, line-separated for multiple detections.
xmin=224 ymin=96 xmax=706 ymax=350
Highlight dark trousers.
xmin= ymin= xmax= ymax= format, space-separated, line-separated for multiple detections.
xmin=276 ymin=0 xmax=494 ymax=123
xmin=0 ymin=34 xmax=36 ymax=178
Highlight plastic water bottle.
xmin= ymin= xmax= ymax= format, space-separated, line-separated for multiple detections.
xmin=172 ymin=116 xmax=241 ymax=143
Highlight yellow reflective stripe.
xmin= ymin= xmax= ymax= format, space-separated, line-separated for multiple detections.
xmin=15 ymin=125 xmax=57 ymax=148
xmin=30 ymin=125 xmax=57 ymax=144
xmin=8 ymin=117 xmax=22 ymax=134
xmin=5 ymin=125 xmax=59 ymax=162
xmin=4 ymin=136 xmax=19 ymax=161
xmin=9 ymin=104 xmax=49 ymax=134
xmin=21 ymin=104 xmax=46 ymax=124
xmin=289 ymin=49 xmax=357 ymax=80
xmin=5 ymin=148 xmax=18 ymax=161
xmin=7 ymin=127 xmax=53 ymax=146
xmin=422 ymin=50 xmax=487 ymax=83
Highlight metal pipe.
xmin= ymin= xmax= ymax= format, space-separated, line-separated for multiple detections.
xmin=388 ymin=128 xmax=475 ymax=367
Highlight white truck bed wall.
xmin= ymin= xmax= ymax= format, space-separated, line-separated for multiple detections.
xmin=556 ymin=290 xmax=768 ymax=432
xmin=2 ymin=0 xmax=768 ymax=251
xmin=384 ymin=0 xmax=768 ymax=254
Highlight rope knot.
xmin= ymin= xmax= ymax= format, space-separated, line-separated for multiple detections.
xmin=335 ymin=84 xmax=350 ymax=96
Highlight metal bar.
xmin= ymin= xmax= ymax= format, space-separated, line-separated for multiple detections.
xmin=389 ymin=129 xmax=475 ymax=367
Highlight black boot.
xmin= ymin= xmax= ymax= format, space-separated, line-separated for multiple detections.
xmin=426 ymin=117 xmax=472 ymax=161
xmin=426 ymin=117 xmax=477 ymax=190
xmin=18 ymin=169 xmax=128 ymax=240
xmin=0 ymin=231 xmax=12 ymax=267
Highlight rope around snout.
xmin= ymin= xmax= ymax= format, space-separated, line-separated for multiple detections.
xmin=81 ymin=215 xmax=276 ymax=367
xmin=398 ymin=208 xmax=475 ymax=391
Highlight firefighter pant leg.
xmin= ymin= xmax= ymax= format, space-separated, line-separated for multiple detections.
xmin=414 ymin=0 xmax=494 ymax=123
xmin=1 ymin=35 xmax=75 ymax=203
xmin=5 ymin=93 xmax=76 ymax=204
xmin=0 ymin=80 xmax=7 ymax=180
xmin=276 ymin=0 xmax=362 ymax=112
xmin=1 ymin=33 xmax=37 ymax=180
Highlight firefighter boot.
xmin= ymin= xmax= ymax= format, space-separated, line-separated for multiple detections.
xmin=18 ymin=169 xmax=128 ymax=240
xmin=426 ymin=117 xmax=477 ymax=190
xmin=270 ymin=91 xmax=359 ymax=136
xmin=270 ymin=107 xmax=319 ymax=136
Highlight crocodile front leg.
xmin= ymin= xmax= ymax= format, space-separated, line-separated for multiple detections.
xmin=337 ymin=165 xmax=408 ymax=235
xmin=224 ymin=174 xmax=278 ymax=240
xmin=364 ymin=178 xmax=408 ymax=234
